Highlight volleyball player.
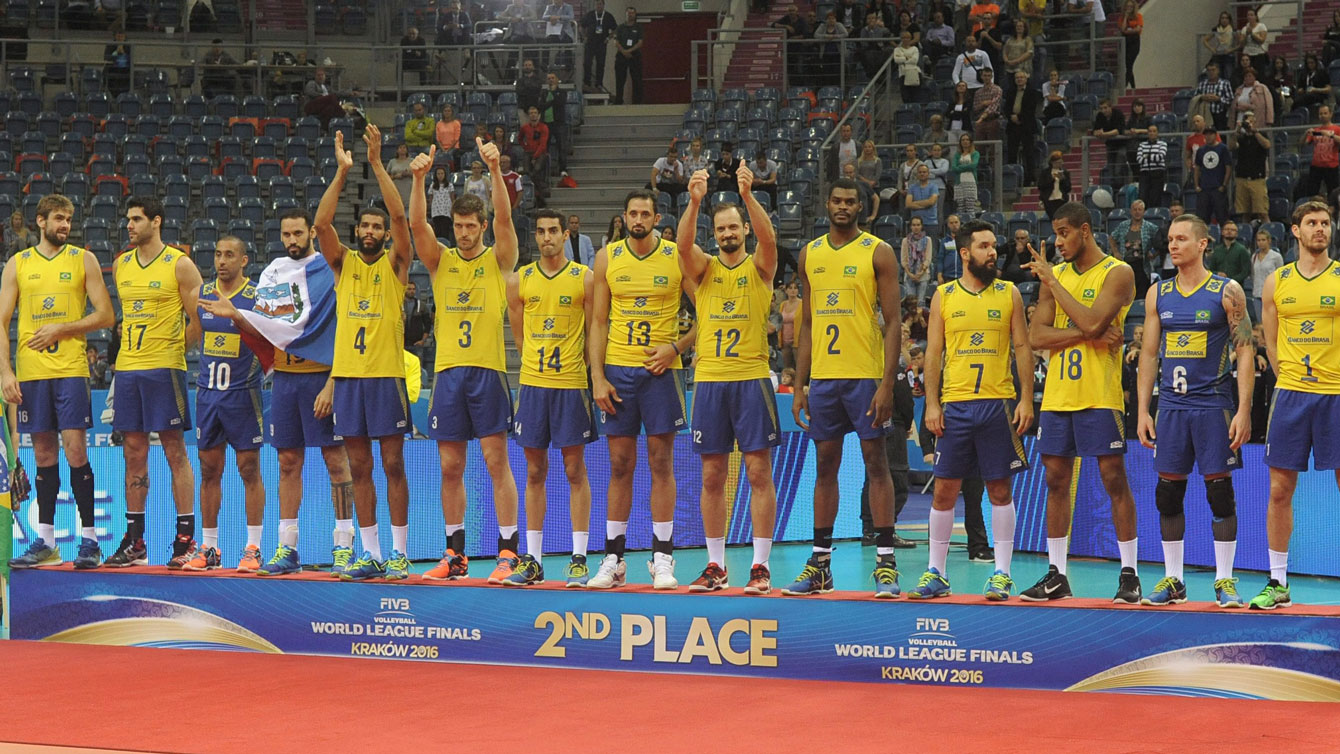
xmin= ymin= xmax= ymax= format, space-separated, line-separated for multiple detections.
xmin=587 ymin=190 xmax=696 ymax=590
xmin=0 ymin=195 xmax=114 ymax=569
xmin=915 ymin=219 xmax=1033 ymax=601
xmin=675 ymin=166 xmax=780 ymax=593
xmin=408 ymin=141 xmax=522 ymax=584
xmin=1020 ymin=201 xmax=1140 ymax=603
xmin=785 ymin=178 xmax=904 ymax=597
xmin=105 ymin=197 xmax=204 ymax=568
xmin=316 ymin=127 xmax=413 ymax=581
xmin=1135 ymin=213 xmax=1253 ymax=607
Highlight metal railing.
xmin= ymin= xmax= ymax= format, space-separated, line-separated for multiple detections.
xmin=690 ymin=35 xmax=902 ymax=96
xmin=1031 ymin=35 xmax=1126 ymax=97
xmin=1194 ymin=1 xmax=1308 ymax=74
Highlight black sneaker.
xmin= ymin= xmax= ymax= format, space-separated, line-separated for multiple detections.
xmin=1113 ymin=567 xmax=1142 ymax=604
xmin=892 ymin=534 xmax=917 ymax=549
xmin=968 ymin=549 xmax=994 ymax=563
xmin=104 ymin=534 xmax=148 ymax=568
xmin=1018 ymin=565 xmax=1073 ymax=602
xmin=861 ymin=528 xmax=876 ymax=545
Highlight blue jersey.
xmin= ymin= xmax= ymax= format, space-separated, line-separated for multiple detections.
xmin=1155 ymin=273 xmax=1233 ymax=410
xmin=198 ymin=279 xmax=263 ymax=392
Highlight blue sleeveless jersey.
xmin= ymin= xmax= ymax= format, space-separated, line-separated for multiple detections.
xmin=197 ymin=280 xmax=264 ymax=392
xmin=1155 ymin=274 xmax=1233 ymax=410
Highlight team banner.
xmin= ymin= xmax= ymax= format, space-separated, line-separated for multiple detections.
xmin=11 ymin=570 xmax=1340 ymax=699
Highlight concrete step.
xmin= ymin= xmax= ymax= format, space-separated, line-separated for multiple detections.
xmin=570 ymin=142 xmax=675 ymax=160
xmin=552 ymin=185 xmax=653 ymax=205
xmin=575 ymin=121 xmax=683 ymax=142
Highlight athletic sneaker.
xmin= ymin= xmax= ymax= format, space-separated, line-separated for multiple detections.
xmin=423 ymin=549 xmax=469 ymax=581
xmin=166 ymin=535 xmax=198 ymax=570
xmin=968 ymin=550 xmax=994 ymax=563
xmin=565 ymin=554 xmax=590 ymax=587
xmin=72 ymin=538 xmax=103 ymax=570
xmin=489 ymin=549 xmax=519 ymax=584
xmin=984 ymin=570 xmax=1013 ymax=601
xmin=1113 ymin=567 xmax=1143 ymax=605
xmin=907 ymin=568 xmax=951 ymax=599
xmin=648 ymin=552 xmax=678 ymax=590
xmin=103 ymin=535 xmax=147 ymax=568
xmin=781 ymin=556 xmax=834 ymax=596
xmin=184 ymin=545 xmax=221 ymax=571
xmin=743 ymin=564 xmax=771 ymax=594
xmin=689 ymin=562 xmax=727 ymax=592
xmin=504 ymin=554 xmax=545 ymax=586
xmin=258 ymin=545 xmax=301 ymax=576
xmin=8 ymin=538 xmax=61 ymax=569
xmin=587 ymin=554 xmax=626 ymax=589
xmin=1248 ymin=579 xmax=1292 ymax=610
xmin=340 ymin=551 xmax=387 ymax=581
xmin=1141 ymin=576 xmax=1188 ymax=606
xmin=330 ymin=545 xmax=354 ymax=578
xmin=1215 ymin=577 xmax=1243 ymax=609
xmin=237 ymin=544 xmax=263 ymax=573
xmin=873 ymin=557 xmax=901 ymax=598
xmin=384 ymin=549 xmax=410 ymax=581
xmin=1019 ymin=566 xmax=1072 ymax=602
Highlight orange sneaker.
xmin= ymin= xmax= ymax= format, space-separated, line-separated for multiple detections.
xmin=488 ymin=549 xmax=519 ymax=584
xmin=423 ymin=549 xmax=469 ymax=581
xmin=743 ymin=564 xmax=772 ymax=594
xmin=184 ymin=545 xmax=221 ymax=571
xmin=237 ymin=544 xmax=262 ymax=573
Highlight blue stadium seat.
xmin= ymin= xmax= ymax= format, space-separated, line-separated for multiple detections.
xmin=294 ymin=117 xmax=321 ymax=141
xmin=200 ymin=116 xmax=226 ymax=140
xmin=238 ymin=197 xmax=265 ymax=225
xmin=49 ymin=153 xmax=75 ymax=181
xmin=184 ymin=95 xmax=209 ymax=118
xmin=234 ymin=176 xmax=260 ymax=201
xmin=204 ymin=196 xmax=231 ymax=224
xmin=88 ymin=195 xmax=120 ymax=222
xmin=116 ymin=93 xmax=143 ymax=117
xmin=191 ymin=219 xmax=220 ymax=246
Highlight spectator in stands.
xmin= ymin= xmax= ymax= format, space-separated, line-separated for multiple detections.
xmin=1229 ymin=52 xmax=1254 ymax=90
xmin=996 ymin=228 xmax=1035 ymax=283
xmin=683 ymin=136 xmax=710 ymax=174
xmin=842 ymin=162 xmax=880 ymax=227
xmin=713 ymin=143 xmax=743 ymax=193
xmin=946 ymin=81 xmax=973 ymax=143
xmin=975 ymin=7 xmax=1007 ymax=73
xmin=1306 ymin=104 xmax=1340 ymax=199
xmin=1038 ymin=149 xmax=1071 ymax=218
xmin=603 ymin=214 xmax=626 ymax=246
xmin=489 ymin=125 xmax=525 ymax=173
xmin=1251 ymin=229 xmax=1283 ymax=321
xmin=924 ymin=10 xmax=955 ymax=63
xmin=1208 ymin=220 xmax=1252 ymax=293
xmin=1294 ymin=53 xmax=1332 ymax=112
xmin=972 ymin=67 xmax=1003 ymax=142
xmin=498 ymin=0 xmax=536 ymax=74
xmin=968 ymin=1 xmax=999 ymax=37
xmin=565 ymin=215 xmax=595 ymax=265
xmin=1151 ymin=198 xmax=1183 ymax=280
xmin=855 ymin=139 xmax=881 ymax=190
xmin=1059 ymin=0 xmax=1105 ymax=65
xmin=520 ymin=107 xmax=551 ymax=198
xmin=427 ymin=166 xmax=455 ymax=243
xmin=1041 ymin=68 xmax=1068 ymax=121
xmin=4 ymin=211 xmax=34 ymax=258
xmin=1324 ymin=10 xmax=1340 ymax=66
xmin=387 ymin=143 xmax=415 ymax=204
xmin=1203 ymin=12 xmax=1237 ymax=83
xmin=201 ymin=39 xmax=237 ymax=98
xmin=1002 ymin=18 xmax=1033 ymax=77
xmin=813 ymin=11 xmax=849 ymax=85
xmin=542 ymin=0 xmax=577 ymax=73
xmin=901 ymin=216 xmax=935 ymax=302
xmin=1193 ymin=127 xmax=1232 ymax=225
xmin=581 ymin=0 xmax=617 ymax=92
xmin=1182 ymin=112 xmax=1207 ymax=180
xmin=1264 ymin=56 xmax=1294 ymax=112
xmin=1091 ymin=98 xmax=1129 ymax=182
xmin=1134 ymin=123 xmax=1167 ymax=209
xmin=1231 ymin=67 xmax=1274 ymax=127
xmin=1239 ymin=8 xmax=1269 ymax=75
xmin=87 ymin=347 xmax=109 ymax=390
xmin=891 ymin=9 xmax=920 ymax=44
xmin=750 ymin=149 xmax=781 ymax=205
xmin=773 ymin=4 xmax=811 ymax=83
xmin=1109 ymin=199 xmax=1157 ymax=301
xmin=1193 ymin=62 xmax=1233 ymax=131
xmin=858 ymin=13 xmax=893 ymax=81
xmin=1116 ymin=1 xmax=1142 ymax=88
xmin=404 ymin=102 xmax=435 ymax=149
xmin=403 ymin=282 xmax=433 ymax=357
xmin=302 ymin=67 xmax=345 ymax=127
xmin=836 ymin=123 xmax=859 ymax=169
xmin=892 ymin=30 xmax=922 ymax=99
xmin=435 ymin=0 xmax=474 ymax=80
xmin=898 ymin=143 xmax=923 ymax=195
xmin=499 ymin=154 xmax=525 ymax=211
xmin=926 ymin=142 xmax=950 ymax=217
xmin=436 ymin=103 xmax=461 ymax=164
xmin=516 ymin=58 xmax=544 ymax=120
xmin=927 ymin=113 xmax=950 ymax=145
xmin=540 ymin=72 xmax=568 ymax=178
xmin=1231 ymin=111 xmax=1270 ymax=224
xmin=952 ymin=133 xmax=981 ymax=217
xmin=103 ymin=27 xmax=131 ymax=96
xmin=401 ymin=27 xmax=428 ymax=85
xmin=936 ymin=213 xmax=964 ymax=283
xmin=952 ymin=33 xmax=992 ymax=91
xmin=906 ymin=164 xmax=940 ymax=231
xmin=1004 ymin=69 xmax=1040 ymax=179
xmin=465 ymin=160 xmax=492 ymax=208
xmin=650 ymin=145 xmax=687 ymax=196
xmin=613 ymin=7 xmax=644 ymax=104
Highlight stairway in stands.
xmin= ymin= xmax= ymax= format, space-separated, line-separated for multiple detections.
xmin=720 ymin=5 xmax=811 ymax=91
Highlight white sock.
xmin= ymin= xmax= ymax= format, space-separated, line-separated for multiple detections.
xmin=928 ymin=507 xmax=953 ymax=574
xmin=445 ymin=522 xmax=463 ymax=536
xmin=499 ymin=524 xmax=518 ymax=540
xmin=991 ymin=503 xmax=1016 ymax=574
xmin=1117 ymin=538 xmax=1138 ymax=573
xmin=81 ymin=526 xmax=97 ymax=541
xmin=335 ymin=518 xmax=354 ymax=533
xmin=333 ymin=525 xmax=353 ymax=549
xmin=1269 ymin=548 xmax=1288 ymax=584
xmin=606 ymin=520 xmax=628 ymax=539
xmin=392 ymin=524 xmax=408 ymax=555
xmin=526 ymin=529 xmax=544 ymax=559
xmin=706 ymin=537 xmax=726 ymax=566
xmin=360 ymin=524 xmax=382 ymax=560
xmin=1214 ymin=540 xmax=1236 ymax=580
xmin=752 ymin=537 xmax=772 ymax=568
xmin=652 ymin=520 xmax=673 ymax=542
xmin=246 ymin=525 xmax=263 ymax=548
xmin=37 ymin=523 xmax=55 ymax=544
xmin=1161 ymin=540 xmax=1184 ymax=581
xmin=572 ymin=530 xmax=589 ymax=556
xmin=202 ymin=527 xmax=219 ymax=550
xmin=279 ymin=519 xmax=299 ymax=548
xmin=1047 ymin=536 xmax=1069 ymax=575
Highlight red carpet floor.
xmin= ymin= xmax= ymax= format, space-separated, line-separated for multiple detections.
xmin=2 ymin=641 xmax=1338 ymax=753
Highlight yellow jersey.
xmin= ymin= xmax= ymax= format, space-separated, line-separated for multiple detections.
xmin=115 ymin=245 xmax=188 ymax=372
xmin=274 ymin=347 xmax=329 ymax=373
xmin=1041 ymin=255 xmax=1131 ymax=411
xmin=1273 ymin=260 xmax=1340 ymax=393
xmin=938 ymin=278 xmax=1016 ymax=402
xmin=604 ymin=238 xmax=683 ymax=369
xmin=331 ymin=250 xmax=405 ymax=378
xmin=693 ymin=254 xmax=772 ymax=382
xmin=433 ymin=245 xmax=507 ymax=373
xmin=518 ymin=258 xmax=588 ymax=388
xmin=805 ymin=232 xmax=884 ymax=379
xmin=14 ymin=244 xmax=90 ymax=380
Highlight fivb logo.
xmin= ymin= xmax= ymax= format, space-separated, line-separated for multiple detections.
xmin=12 ymin=489 xmax=116 ymax=545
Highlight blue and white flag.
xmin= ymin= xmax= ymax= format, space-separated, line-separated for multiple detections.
xmin=238 ymin=252 xmax=338 ymax=367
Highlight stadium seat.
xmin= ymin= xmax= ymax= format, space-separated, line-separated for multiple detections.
xmin=89 ymin=195 xmax=120 ymax=222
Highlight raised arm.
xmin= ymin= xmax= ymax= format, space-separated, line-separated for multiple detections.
xmin=363 ymin=125 xmax=411 ymax=282
xmin=479 ymin=136 xmax=518 ymax=273
xmin=922 ymin=288 xmax=945 ymax=435
xmin=314 ymin=130 xmax=353 ymax=274
xmin=675 ymin=169 xmax=711 ymax=282
xmin=738 ymin=164 xmax=776 ymax=283
xmin=1135 ymin=283 xmax=1161 ymax=446
xmin=1024 ymin=240 xmax=1134 ymax=339
xmin=408 ymin=145 xmax=443 ymax=274
xmin=177 ymin=255 xmax=205 ymax=349
xmin=1224 ymin=279 xmax=1256 ymax=449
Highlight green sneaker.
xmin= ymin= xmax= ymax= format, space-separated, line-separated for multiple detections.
xmin=384 ymin=549 xmax=411 ymax=580
xmin=1248 ymin=579 xmax=1292 ymax=610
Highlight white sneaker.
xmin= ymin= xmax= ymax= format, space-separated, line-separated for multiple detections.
xmin=587 ymin=554 xmax=626 ymax=589
xmin=648 ymin=552 xmax=678 ymax=590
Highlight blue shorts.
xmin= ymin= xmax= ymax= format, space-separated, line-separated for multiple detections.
xmin=112 ymin=369 xmax=191 ymax=433
xmin=599 ymin=365 xmax=687 ymax=437
xmin=934 ymin=399 xmax=1029 ymax=480
xmin=428 ymin=366 xmax=512 ymax=441
xmin=17 ymin=377 xmax=91 ymax=433
xmin=269 ymin=370 xmax=341 ymax=449
xmin=1037 ymin=408 xmax=1126 ymax=457
xmin=332 ymin=377 xmax=409 ymax=438
xmin=514 ymin=385 xmax=598 ymax=449
xmin=1265 ymin=388 xmax=1340 ymax=471
xmin=806 ymin=378 xmax=892 ymax=442
xmin=197 ymin=388 xmax=265 ymax=451
xmin=691 ymin=378 xmax=781 ymax=455
xmin=1153 ymin=408 xmax=1239 ymax=476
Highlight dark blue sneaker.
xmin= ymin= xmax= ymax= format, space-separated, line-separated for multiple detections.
xmin=504 ymin=554 xmax=545 ymax=586
xmin=9 ymin=538 xmax=62 ymax=569
xmin=73 ymin=537 xmax=103 ymax=570
xmin=1141 ymin=576 xmax=1188 ymax=606
xmin=384 ymin=549 xmax=410 ymax=580
xmin=565 ymin=554 xmax=590 ymax=587
xmin=258 ymin=544 xmax=301 ymax=576
xmin=780 ymin=556 xmax=834 ymax=595
xmin=339 ymin=551 xmax=387 ymax=581
xmin=873 ymin=558 xmax=901 ymax=599
xmin=906 ymin=567 xmax=950 ymax=599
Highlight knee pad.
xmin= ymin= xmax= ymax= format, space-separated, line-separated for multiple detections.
xmin=1205 ymin=476 xmax=1236 ymax=520
xmin=1155 ymin=477 xmax=1188 ymax=518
